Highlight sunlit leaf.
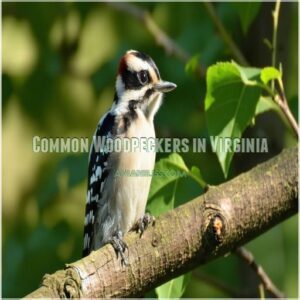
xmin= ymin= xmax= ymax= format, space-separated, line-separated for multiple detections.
xmin=204 ymin=62 xmax=262 ymax=177
xmin=147 ymin=153 xmax=205 ymax=216
xmin=156 ymin=273 xmax=191 ymax=298
xmin=260 ymin=66 xmax=282 ymax=85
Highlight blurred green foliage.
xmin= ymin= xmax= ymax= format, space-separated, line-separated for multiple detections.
xmin=2 ymin=2 xmax=298 ymax=298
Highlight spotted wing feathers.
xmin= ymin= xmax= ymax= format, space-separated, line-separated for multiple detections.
xmin=82 ymin=112 xmax=116 ymax=257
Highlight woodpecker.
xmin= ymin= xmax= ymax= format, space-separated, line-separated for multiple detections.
xmin=83 ymin=50 xmax=176 ymax=263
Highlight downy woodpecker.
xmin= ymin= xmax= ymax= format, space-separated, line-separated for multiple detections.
xmin=83 ymin=50 xmax=176 ymax=263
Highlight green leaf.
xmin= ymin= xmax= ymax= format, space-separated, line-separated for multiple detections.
xmin=233 ymin=62 xmax=261 ymax=86
xmin=156 ymin=273 xmax=191 ymax=298
xmin=255 ymin=96 xmax=279 ymax=115
xmin=190 ymin=166 xmax=203 ymax=183
xmin=260 ymin=66 xmax=282 ymax=85
xmin=204 ymin=62 xmax=262 ymax=177
xmin=147 ymin=153 xmax=205 ymax=216
xmin=148 ymin=153 xmax=188 ymax=200
xmin=231 ymin=2 xmax=261 ymax=34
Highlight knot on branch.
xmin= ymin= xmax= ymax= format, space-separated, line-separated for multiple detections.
xmin=201 ymin=198 xmax=233 ymax=254
xmin=63 ymin=268 xmax=82 ymax=298
xmin=202 ymin=212 xmax=225 ymax=249
xmin=42 ymin=268 xmax=81 ymax=298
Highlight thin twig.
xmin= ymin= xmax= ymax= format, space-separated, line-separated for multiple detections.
xmin=271 ymin=0 xmax=280 ymax=91
xmin=275 ymin=80 xmax=299 ymax=137
xmin=272 ymin=0 xmax=281 ymax=71
xmin=203 ymin=2 xmax=249 ymax=66
xmin=107 ymin=2 xmax=205 ymax=78
xmin=269 ymin=0 xmax=298 ymax=137
xmin=235 ymin=247 xmax=285 ymax=299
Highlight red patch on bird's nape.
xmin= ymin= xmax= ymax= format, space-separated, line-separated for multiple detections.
xmin=118 ymin=54 xmax=128 ymax=75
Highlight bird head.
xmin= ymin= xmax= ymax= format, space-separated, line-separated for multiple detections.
xmin=113 ymin=50 xmax=176 ymax=119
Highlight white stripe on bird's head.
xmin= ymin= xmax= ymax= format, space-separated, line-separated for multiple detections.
xmin=125 ymin=53 xmax=152 ymax=73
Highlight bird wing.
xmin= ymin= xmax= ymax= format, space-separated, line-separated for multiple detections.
xmin=82 ymin=112 xmax=116 ymax=257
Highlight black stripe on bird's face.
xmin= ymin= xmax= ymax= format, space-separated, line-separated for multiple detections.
xmin=121 ymin=68 xmax=151 ymax=90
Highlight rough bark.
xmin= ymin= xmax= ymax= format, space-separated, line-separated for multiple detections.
xmin=25 ymin=146 xmax=298 ymax=298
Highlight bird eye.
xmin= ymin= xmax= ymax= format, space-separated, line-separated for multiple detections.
xmin=138 ymin=70 xmax=149 ymax=85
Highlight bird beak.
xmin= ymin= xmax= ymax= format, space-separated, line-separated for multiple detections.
xmin=154 ymin=81 xmax=177 ymax=93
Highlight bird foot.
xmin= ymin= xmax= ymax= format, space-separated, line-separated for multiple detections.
xmin=132 ymin=213 xmax=155 ymax=237
xmin=110 ymin=231 xmax=128 ymax=266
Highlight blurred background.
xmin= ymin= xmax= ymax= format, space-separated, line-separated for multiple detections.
xmin=2 ymin=2 xmax=298 ymax=298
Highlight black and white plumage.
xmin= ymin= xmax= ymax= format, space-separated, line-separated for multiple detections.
xmin=83 ymin=50 xmax=176 ymax=261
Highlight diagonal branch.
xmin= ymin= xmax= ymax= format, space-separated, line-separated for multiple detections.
xmin=107 ymin=2 xmax=205 ymax=78
xmin=235 ymin=247 xmax=284 ymax=298
xmin=25 ymin=146 xmax=298 ymax=298
xmin=203 ymin=2 xmax=249 ymax=66
xmin=275 ymin=86 xmax=299 ymax=138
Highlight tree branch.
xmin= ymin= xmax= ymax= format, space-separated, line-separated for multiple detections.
xmin=203 ymin=2 xmax=249 ymax=66
xmin=107 ymin=2 xmax=205 ymax=78
xmin=235 ymin=247 xmax=284 ymax=298
xmin=25 ymin=146 xmax=298 ymax=298
xmin=270 ymin=0 xmax=299 ymax=138
xmin=275 ymin=87 xmax=299 ymax=138
xmin=272 ymin=0 xmax=281 ymax=79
